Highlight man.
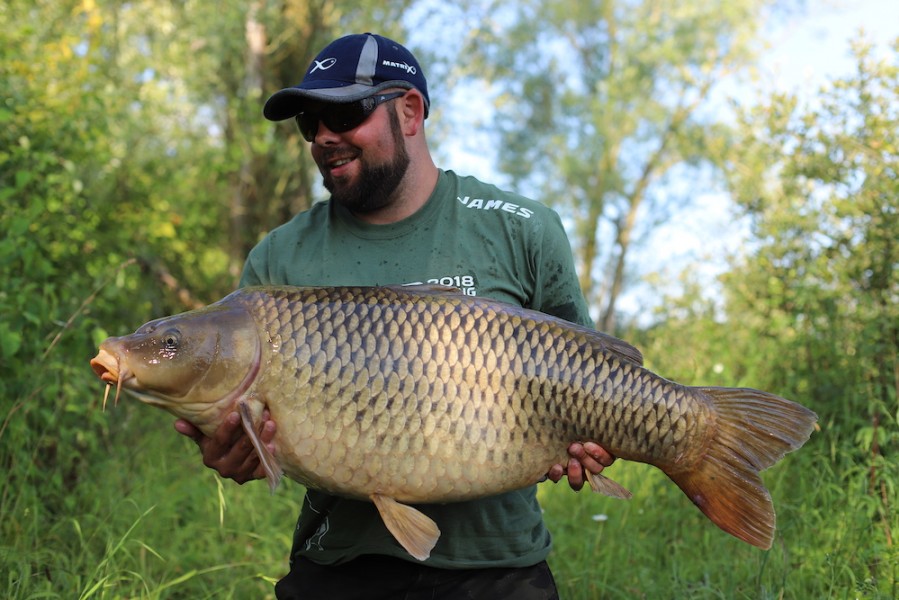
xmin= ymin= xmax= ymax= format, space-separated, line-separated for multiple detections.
xmin=175 ymin=33 xmax=614 ymax=599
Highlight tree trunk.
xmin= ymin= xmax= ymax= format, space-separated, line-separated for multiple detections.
xmin=228 ymin=1 xmax=266 ymax=278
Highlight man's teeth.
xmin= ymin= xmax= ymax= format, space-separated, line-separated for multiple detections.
xmin=332 ymin=158 xmax=353 ymax=167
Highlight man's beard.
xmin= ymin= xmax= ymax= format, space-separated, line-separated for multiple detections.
xmin=324 ymin=107 xmax=410 ymax=214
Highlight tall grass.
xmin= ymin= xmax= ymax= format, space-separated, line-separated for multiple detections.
xmin=541 ymin=424 xmax=898 ymax=599
xmin=1 ymin=403 xmax=301 ymax=599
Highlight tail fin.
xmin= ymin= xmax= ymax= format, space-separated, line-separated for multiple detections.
xmin=666 ymin=387 xmax=817 ymax=549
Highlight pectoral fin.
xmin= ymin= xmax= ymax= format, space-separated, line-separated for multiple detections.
xmin=587 ymin=472 xmax=633 ymax=499
xmin=370 ymin=493 xmax=440 ymax=561
xmin=237 ymin=400 xmax=283 ymax=493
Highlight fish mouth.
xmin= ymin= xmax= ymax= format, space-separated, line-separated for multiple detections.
xmin=90 ymin=347 xmax=134 ymax=410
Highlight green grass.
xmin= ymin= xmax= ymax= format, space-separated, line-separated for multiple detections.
xmin=1 ymin=404 xmax=302 ymax=599
xmin=540 ymin=429 xmax=898 ymax=599
xmin=2 ymin=402 xmax=895 ymax=598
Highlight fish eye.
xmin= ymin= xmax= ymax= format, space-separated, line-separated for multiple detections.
xmin=162 ymin=329 xmax=181 ymax=351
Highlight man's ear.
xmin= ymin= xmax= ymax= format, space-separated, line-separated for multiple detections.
xmin=399 ymin=90 xmax=427 ymax=136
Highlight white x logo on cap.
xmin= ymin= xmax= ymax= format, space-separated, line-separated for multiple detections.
xmin=310 ymin=57 xmax=338 ymax=74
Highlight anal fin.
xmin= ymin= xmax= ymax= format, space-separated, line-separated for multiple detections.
xmin=588 ymin=472 xmax=633 ymax=499
xmin=370 ymin=493 xmax=440 ymax=561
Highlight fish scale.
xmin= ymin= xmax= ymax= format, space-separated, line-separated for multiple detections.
xmin=91 ymin=284 xmax=817 ymax=559
xmin=240 ymin=287 xmax=705 ymax=499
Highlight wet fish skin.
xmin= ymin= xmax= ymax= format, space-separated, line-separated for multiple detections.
xmin=238 ymin=286 xmax=661 ymax=502
xmin=91 ymin=285 xmax=817 ymax=559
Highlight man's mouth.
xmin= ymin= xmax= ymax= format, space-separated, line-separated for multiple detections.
xmin=330 ymin=157 xmax=354 ymax=168
xmin=323 ymin=157 xmax=356 ymax=181
xmin=329 ymin=158 xmax=356 ymax=176
xmin=321 ymin=149 xmax=360 ymax=175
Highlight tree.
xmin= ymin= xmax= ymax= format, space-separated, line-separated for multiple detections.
xmin=457 ymin=0 xmax=778 ymax=332
xmin=721 ymin=35 xmax=899 ymax=591
xmin=724 ymin=35 xmax=898 ymax=412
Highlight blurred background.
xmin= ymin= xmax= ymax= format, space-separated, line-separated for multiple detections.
xmin=2 ymin=0 xmax=896 ymax=597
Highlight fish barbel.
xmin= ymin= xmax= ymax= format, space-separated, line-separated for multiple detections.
xmin=90 ymin=285 xmax=817 ymax=560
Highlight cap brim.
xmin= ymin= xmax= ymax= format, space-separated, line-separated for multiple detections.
xmin=263 ymin=81 xmax=417 ymax=121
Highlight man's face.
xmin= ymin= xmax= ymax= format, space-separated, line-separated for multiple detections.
xmin=309 ymin=98 xmax=410 ymax=215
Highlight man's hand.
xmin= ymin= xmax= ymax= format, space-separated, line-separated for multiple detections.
xmin=546 ymin=442 xmax=615 ymax=491
xmin=174 ymin=409 xmax=276 ymax=484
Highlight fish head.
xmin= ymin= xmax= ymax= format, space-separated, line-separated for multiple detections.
xmin=90 ymin=303 xmax=261 ymax=433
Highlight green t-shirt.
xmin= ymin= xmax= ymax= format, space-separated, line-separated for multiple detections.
xmin=240 ymin=169 xmax=592 ymax=569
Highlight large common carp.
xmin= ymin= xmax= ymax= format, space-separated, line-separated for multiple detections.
xmin=90 ymin=285 xmax=816 ymax=559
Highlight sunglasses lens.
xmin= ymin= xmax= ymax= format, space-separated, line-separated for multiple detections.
xmin=297 ymin=104 xmax=366 ymax=142
xmin=324 ymin=104 xmax=367 ymax=134
xmin=295 ymin=92 xmax=404 ymax=141
xmin=296 ymin=113 xmax=318 ymax=142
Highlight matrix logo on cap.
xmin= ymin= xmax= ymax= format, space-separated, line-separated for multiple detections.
xmin=310 ymin=57 xmax=337 ymax=74
xmin=382 ymin=60 xmax=416 ymax=75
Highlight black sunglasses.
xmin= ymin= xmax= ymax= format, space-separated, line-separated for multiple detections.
xmin=295 ymin=91 xmax=407 ymax=142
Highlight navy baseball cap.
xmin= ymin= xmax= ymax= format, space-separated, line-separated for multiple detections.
xmin=263 ymin=33 xmax=430 ymax=121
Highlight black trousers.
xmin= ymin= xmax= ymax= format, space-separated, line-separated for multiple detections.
xmin=274 ymin=554 xmax=560 ymax=600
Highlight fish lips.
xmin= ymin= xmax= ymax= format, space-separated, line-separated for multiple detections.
xmin=91 ymin=343 xmax=137 ymax=409
xmin=91 ymin=347 xmax=121 ymax=384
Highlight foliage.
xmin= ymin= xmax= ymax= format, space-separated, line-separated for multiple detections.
xmin=640 ymin=35 xmax=899 ymax=598
xmin=1 ymin=1 xmax=234 ymax=595
xmin=721 ymin=36 xmax=899 ymax=597
xmin=456 ymin=0 xmax=783 ymax=332
xmin=0 ymin=0 xmax=418 ymax=597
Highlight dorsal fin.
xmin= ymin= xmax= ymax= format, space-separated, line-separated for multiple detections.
xmin=588 ymin=329 xmax=644 ymax=366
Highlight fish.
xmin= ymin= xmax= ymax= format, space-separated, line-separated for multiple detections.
xmin=90 ymin=285 xmax=817 ymax=560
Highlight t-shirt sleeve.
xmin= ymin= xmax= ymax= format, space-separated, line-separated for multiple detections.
xmin=239 ymin=240 xmax=269 ymax=288
xmin=529 ymin=210 xmax=595 ymax=329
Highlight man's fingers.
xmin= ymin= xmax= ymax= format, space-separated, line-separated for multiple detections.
xmin=260 ymin=417 xmax=277 ymax=444
xmin=567 ymin=457 xmax=586 ymax=491
xmin=210 ymin=411 xmax=243 ymax=447
xmin=568 ymin=442 xmax=613 ymax=474
xmin=174 ymin=408 xmax=275 ymax=485
xmin=582 ymin=442 xmax=615 ymax=467
xmin=545 ymin=463 xmax=565 ymax=483
xmin=237 ymin=418 xmax=277 ymax=483
xmin=233 ymin=450 xmax=263 ymax=484
xmin=173 ymin=419 xmax=202 ymax=443
xmin=557 ymin=442 xmax=618 ymax=491
xmin=571 ymin=451 xmax=604 ymax=475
